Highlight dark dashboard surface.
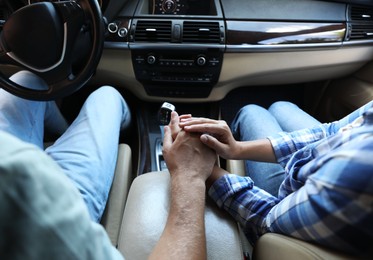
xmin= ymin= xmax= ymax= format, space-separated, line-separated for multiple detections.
xmin=0 ymin=0 xmax=372 ymax=102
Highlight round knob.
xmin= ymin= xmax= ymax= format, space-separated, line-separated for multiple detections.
xmin=147 ymin=55 xmax=156 ymax=65
xmin=118 ymin=27 xmax=128 ymax=38
xmin=196 ymin=56 xmax=206 ymax=66
xmin=162 ymin=0 xmax=176 ymax=13
xmin=108 ymin=22 xmax=118 ymax=33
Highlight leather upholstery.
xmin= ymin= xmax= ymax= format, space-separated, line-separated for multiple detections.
xmin=101 ymin=144 xmax=133 ymax=247
xmin=118 ymin=171 xmax=244 ymax=260
xmin=226 ymin=159 xmax=359 ymax=260
xmin=253 ymin=233 xmax=357 ymax=260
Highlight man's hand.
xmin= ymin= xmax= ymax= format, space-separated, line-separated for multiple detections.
xmin=163 ymin=112 xmax=216 ymax=182
xmin=150 ymin=111 xmax=216 ymax=260
xmin=179 ymin=117 xmax=240 ymax=160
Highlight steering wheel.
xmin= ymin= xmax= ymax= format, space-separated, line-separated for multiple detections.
xmin=0 ymin=0 xmax=104 ymax=101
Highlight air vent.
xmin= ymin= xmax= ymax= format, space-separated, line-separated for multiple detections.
xmin=134 ymin=20 xmax=172 ymax=42
xmin=182 ymin=22 xmax=221 ymax=43
xmin=350 ymin=24 xmax=373 ymax=40
xmin=348 ymin=6 xmax=373 ymax=40
xmin=351 ymin=6 xmax=373 ymax=22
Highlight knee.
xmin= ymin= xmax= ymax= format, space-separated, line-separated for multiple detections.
xmin=232 ymin=105 xmax=267 ymax=139
xmin=268 ymin=101 xmax=298 ymax=114
xmin=237 ymin=104 xmax=267 ymax=120
xmin=94 ymin=86 xmax=131 ymax=128
xmin=94 ymin=86 xmax=121 ymax=97
xmin=89 ymin=86 xmax=124 ymax=105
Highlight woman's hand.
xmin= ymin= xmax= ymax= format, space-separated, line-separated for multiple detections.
xmin=179 ymin=117 xmax=241 ymax=160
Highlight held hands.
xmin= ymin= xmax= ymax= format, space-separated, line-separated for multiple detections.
xmin=163 ymin=111 xmax=216 ymax=182
xmin=179 ymin=117 xmax=240 ymax=160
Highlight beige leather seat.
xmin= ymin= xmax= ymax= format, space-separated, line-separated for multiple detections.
xmin=118 ymin=171 xmax=244 ymax=260
xmin=101 ymin=143 xmax=133 ymax=247
xmin=226 ymin=160 xmax=360 ymax=260
xmin=102 ymin=148 xmax=359 ymax=259
xmin=43 ymin=141 xmax=133 ymax=249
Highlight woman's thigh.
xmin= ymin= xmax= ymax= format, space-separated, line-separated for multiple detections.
xmin=231 ymin=104 xmax=285 ymax=196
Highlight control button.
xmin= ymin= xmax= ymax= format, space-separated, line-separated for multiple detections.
xmin=108 ymin=22 xmax=118 ymax=34
xmin=196 ymin=56 xmax=206 ymax=66
xmin=173 ymin=24 xmax=181 ymax=41
xmin=118 ymin=27 xmax=128 ymax=38
xmin=147 ymin=55 xmax=156 ymax=65
xmin=162 ymin=0 xmax=176 ymax=13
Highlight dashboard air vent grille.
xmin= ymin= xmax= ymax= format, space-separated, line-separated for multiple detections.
xmin=351 ymin=6 xmax=373 ymax=22
xmin=349 ymin=6 xmax=373 ymax=40
xmin=182 ymin=22 xmax=221 ymax=43
xmin=350 ymin=24 xmax=373 ymax=40
xmin=134 ymin=20 xmax=172 ymax=42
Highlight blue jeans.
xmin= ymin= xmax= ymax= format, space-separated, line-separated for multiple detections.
xmin=231 ymin=101 xmax=320 ymax=196
xmin=0 ymin=71 xmax=131 ymax=222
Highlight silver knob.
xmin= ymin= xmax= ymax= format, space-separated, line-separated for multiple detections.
xmin=118 ymin=27 xmax=128 ymax=38
xmin=108 ymin=22 xmax=118 ymax=33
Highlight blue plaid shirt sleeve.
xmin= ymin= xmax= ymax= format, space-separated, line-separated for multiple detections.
xmin=208 ymin=174 xmax=280 ymax=242
xmin=269 ymin=100 xmax=373 ymax=168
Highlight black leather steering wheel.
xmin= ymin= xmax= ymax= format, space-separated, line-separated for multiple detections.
xmin=0 ymin=0 xmax=104 ymax=101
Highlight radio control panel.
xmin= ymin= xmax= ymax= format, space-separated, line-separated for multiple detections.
xmin=131 ymin=49 xmax=223 ymax=98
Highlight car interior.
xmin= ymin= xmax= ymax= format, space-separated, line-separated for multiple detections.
xmin=0 ymin=0 xmax=372 ymax=259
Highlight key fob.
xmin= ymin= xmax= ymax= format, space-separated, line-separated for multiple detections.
xmin=158 ymin=102 xmax=176 ymax=125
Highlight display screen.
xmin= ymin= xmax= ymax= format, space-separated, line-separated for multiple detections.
xmin=150 ymin=0 xmax=214 ymax=15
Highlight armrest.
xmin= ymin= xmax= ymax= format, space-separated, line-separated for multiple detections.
xmin=118 ymin=171 xmax=244 ymax=260
xmin=226 ymin=159 xmax=246 ymax=177
xmin=253 ymin=233 xmax=357 ymax=260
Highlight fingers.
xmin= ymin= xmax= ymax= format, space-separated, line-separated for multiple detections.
xmin=162 ymin=125 xmax=172 ymax=152
xmin=169 ymin=111 xmax=181 ymax=140
xmin=180 ymin=118 xmax=227 ymax=134
xmin=200 ymin=134 xmax=222 ymax=153
xmin=183 ymin=123 xmax=228 ymax=137
xmin=179 ymin=114 xmax=192 ymax=120
xmin=180 ymin=117 xmax=220 ymax=126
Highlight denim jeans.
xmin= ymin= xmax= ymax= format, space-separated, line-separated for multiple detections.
xmin=0 ymin=71 xmax=131 ymax=222
xmin=231 ymin=101 xmax=320 ymax=196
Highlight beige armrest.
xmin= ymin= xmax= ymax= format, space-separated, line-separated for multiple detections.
xmin=226 ymin=159 xmax=246 ymax=176
xmin=253 ymin=233 xmax=357 ymax=260
xmin=101 ymin=144 xmax=133 ymax=247
xmin=118 ymin=171 xmax=244 ymax=260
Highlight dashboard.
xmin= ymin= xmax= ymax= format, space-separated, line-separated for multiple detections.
xmin=0 ymin=0 xmax=373 ymax=102
xmin=95 ymin=0 xmax=373 ymax=102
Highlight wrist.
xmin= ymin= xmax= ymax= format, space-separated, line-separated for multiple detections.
xmin=171 ymin=170 xmax=207 ymax=190
xmin=206 ymin=166 xmax=228 ymax=190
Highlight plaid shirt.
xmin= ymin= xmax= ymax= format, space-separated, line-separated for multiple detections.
xmin=209 ymin=101 xmax=373 ymax=255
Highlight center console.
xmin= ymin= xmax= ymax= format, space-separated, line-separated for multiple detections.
xmin=104 ymin=0 xmax=225 ymax=174
xmin=128 ymin=0 xmax=225 ymax=98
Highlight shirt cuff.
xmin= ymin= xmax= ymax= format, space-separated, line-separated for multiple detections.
xmin=208 ymin=174 xmax=254 ymax=208
xmin=268 ymin=134 xmax=292 ymax=168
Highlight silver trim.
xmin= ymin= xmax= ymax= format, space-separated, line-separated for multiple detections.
xmin=7 ymin=22 xmax=68 ymax=73
xmin=225 ymin=42 xmax=343 ymax=52
xmin=155 ymin=138 xmax=163 ymax=172
xmin=104 ymin=41 xmax=130 ymax=49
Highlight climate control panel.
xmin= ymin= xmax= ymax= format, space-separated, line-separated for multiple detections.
xmin=131 ymin=49 xmax=223 ymax=98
